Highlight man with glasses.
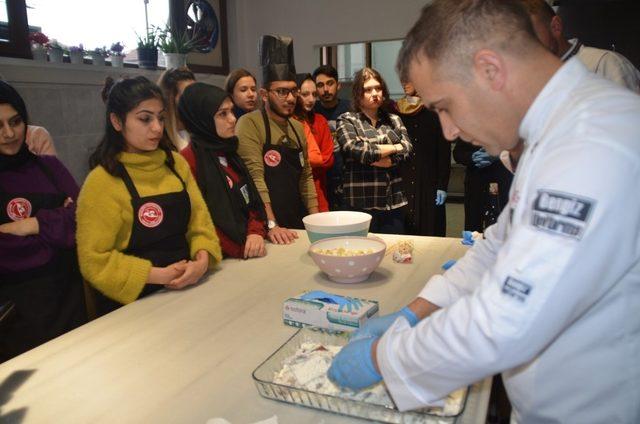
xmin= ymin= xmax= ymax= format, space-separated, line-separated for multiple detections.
xmin=237 ymin=35 xmax=318 ymax=245
xmin=312 ymin=65 xmax=351 ymax=210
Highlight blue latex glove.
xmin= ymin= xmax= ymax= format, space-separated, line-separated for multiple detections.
xmin=350 ymin=306 xmax=418 ymax=342
xmin=435 ymin=190 xmax=447 ymax=205
xmin=471 ymin=149 xmax=496 ymax=168
xmin=328 ymin=337 xmax=382 ymax=391
xmin=462 ymin=230 xmax=475 ymax=245
xmin=299 ymin=290 xmax=362 ymax=312
xmin=442 ymin=259 xmax=457 ymax=270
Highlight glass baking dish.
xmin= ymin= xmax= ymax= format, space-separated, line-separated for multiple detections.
xmin=252 ymin=327 xmax=468 ymax=423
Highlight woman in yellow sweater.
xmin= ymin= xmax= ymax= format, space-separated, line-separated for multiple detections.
xmin=77 ymin=76 xmax=221 ymax=315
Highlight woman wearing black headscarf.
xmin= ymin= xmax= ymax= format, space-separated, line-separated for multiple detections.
xmin=179 ymin=83 xmax=268 ymax=259
xmin=0 ymin=81 xmax=86 ymax=361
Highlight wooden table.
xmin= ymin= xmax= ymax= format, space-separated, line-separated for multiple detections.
xmin=0 ymin=234 xmax=491 ymax=424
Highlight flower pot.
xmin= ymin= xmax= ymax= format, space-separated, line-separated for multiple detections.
xmin=70 ymin=51 xmax=84 ymax=65
xmin=31 ymin=45 xmax=47 ymax=62
xmin=110 ymin=55 xmax=124 ymax=68
xmin=49 ymin=48 xmax=64 ymax=63
xmin=137 ymin=47 xmax=158 ymax=70
xmin=91 ymin=53 xmax=106 ymax=66
xmin=163 ymin=52 xmax=187 ymax=70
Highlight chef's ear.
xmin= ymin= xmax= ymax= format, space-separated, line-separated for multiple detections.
xmin=110 ymin=112 xmax=123 ymax=132
xmin=472 ymin=49 xmax=506 ymax=91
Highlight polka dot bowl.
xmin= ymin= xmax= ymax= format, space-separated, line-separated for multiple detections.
xmin=303 ymin=211 xmax=372 ymax=243
xmin=308 ymin=236 xmax=387 ymax=284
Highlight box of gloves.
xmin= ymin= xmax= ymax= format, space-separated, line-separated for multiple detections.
xmin=283 ymin=290 xmax=379 ymax=332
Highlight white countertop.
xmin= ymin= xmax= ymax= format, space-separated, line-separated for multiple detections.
xmin=0 ymin=233 xmax=490 ymax=424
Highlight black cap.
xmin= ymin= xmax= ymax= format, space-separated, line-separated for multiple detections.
xmin=259 ymin=35 xmax=296 ymax=84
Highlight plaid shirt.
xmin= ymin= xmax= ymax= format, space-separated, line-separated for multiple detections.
xmin=336 ymin=111 xmax=413 ymax=210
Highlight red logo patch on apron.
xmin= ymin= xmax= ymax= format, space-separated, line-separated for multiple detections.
xmin=138 ymin=202 xmax=164 ymax=228
xmin=264 ymin=149 xmax=281 ymax=167
xmin=6 ymin=197 xmax=32 ymax=221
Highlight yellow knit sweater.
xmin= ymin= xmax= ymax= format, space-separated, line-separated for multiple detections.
xmin=76 ymin=149 xmax=222 ymax=304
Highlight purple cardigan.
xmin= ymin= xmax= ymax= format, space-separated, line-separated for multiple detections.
xmin=0 ymin=155 xmax=79 ymax=274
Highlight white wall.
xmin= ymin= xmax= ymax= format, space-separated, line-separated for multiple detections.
xmin=226 ymin=0 xmax=427 ymax=80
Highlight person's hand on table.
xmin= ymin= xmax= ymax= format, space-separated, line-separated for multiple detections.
xmin=148 ymin=260 xmax=187 ymax=285
xmin=166 ymin=250 xmax=209 ymax=289
xmin=328 ymin=336 xmax=382 ymax=391
xmin=435 ymin=189 xmax=447 ymax=205
xmin=268 ymin=226 xmax=298 ymax=244
xmin=350 ymin=306 xmax=419 ymax=342
xmin=244 ymin=234 xmax=266 ymax=259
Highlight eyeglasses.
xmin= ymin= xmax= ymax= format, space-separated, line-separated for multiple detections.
xmin=269 ymin=87 xmax=300 ymax=99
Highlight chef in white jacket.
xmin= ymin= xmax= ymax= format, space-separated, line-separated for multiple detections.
xmin=328 ymin=1 xmax=640 ymax=423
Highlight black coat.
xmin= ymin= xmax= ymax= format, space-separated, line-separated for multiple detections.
xmin=398 ymin=107 xmax=451 ymax=236
xmin=453 ymin=140 xmax=513 ymax=232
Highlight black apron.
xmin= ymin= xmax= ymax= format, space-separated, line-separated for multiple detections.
xmin=0 ymin=159 xmax=86 ymax=362
xmin=93 ymin=162 xmax=191 ymax=316
xmin=261 ymin=109 xmax=307 ymax=229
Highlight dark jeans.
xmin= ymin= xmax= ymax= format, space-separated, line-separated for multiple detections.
xmin=360 ymin=207 xmax=406 ymax=235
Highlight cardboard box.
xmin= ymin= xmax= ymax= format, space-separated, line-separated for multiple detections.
xmin=283 ymin=292 xmax=379 ymax=332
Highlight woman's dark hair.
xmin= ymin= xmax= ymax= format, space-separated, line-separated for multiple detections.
xmin=0 ymin=80 xmax=29 ymax=129
xmin=157 ymin=67 xmax=196 ymax=149
xmin=224 ymin=68 xmax=257 ymax=95
xmin=294 ymin=73 xmax=315 ymax=122
xmin=90 ymin=76 xmax=174 ymax=175
xmin=351 ymin=67 xmax=391 ymax=113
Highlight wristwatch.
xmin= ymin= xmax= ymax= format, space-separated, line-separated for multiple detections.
xmin=267 ymin=219 xmax=277 ymax=230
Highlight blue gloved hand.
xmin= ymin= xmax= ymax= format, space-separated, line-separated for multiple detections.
xmin=471 ymin=149 xmax=496 ymax=168
xmin=442 ymin=259 xmax=457 ymax=270
xmin=462 ymin=230 xmax=475 ymax=245
xmin=299 ymin=290 xmax=362 ymax=312
xmin=328 ymin=337 xmax=382 ymax=391
xmin=435 ymin=189 xmax=447 ymax=205
xmin=350 ymin=306 xmax=418 ymax=342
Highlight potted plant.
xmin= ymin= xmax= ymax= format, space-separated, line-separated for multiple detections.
xmin=157 ymin=25 xmax=200 ymax=69
xmin=136 ymin=29 xmax=159 ymax=70
xmin=109 ymin=42 xmax=126 ymax=68
xmin=68 ymin=44 xmax=85 ymax=65
xmin=90 ymin=47 xmax=109 ymax=66
xmin=28 ymin=31 xmax=49 ymax=62
xmin=47 ymin=39 xmax=65 ymax=64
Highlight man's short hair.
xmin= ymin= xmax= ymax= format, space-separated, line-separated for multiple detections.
xmin=397 ymin=0 xmax=538 ymax=82
xmin=312 ymin=65 xmax=339 ymax=82
xmin=519 ymin=0 xmax=556 ymax=25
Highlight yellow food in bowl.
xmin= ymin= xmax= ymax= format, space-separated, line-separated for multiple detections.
xmin=313 ymin=247 xmax=375 ymax=257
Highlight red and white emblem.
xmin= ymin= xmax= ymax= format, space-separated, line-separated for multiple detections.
xmin=264 ymin=149 xmax=281 ymax=167
xmin=138 ymin=202 xmax=164 ymax=228
xmin=6 ymin=197 xmax=32 ymax=221
xmin=226 ymin=175 xmax=234 ymax=188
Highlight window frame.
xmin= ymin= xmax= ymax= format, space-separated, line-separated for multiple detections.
xmin=0 ymin=0 xmax=31 ymax=59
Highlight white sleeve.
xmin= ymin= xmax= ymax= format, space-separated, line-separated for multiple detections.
xmin=418 ymin=208 xmax=509 ymax=308
xmin=378 ymin=142 xmax=640 ymax=411
xmin=596 ymin=52 xmax=640 ymax=94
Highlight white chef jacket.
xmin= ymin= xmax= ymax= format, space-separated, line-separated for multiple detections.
xmin=377 ymin=58 xmax=640 ymax=424
xmin=562 ymin=38 xmax=640 ymax=94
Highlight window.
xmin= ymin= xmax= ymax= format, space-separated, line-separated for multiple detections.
xmin=320 ymin=39 xmax=404 ymax=99
xmin=26 ymin=0 xmax=170 ymax=58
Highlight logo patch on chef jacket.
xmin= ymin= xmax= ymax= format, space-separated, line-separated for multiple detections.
xmin=6 ymin=197 xmax=32 ymax=221
xmin=264 ymin=149 xmax=281 ymax=167
xmin=531 ymin=190 xmax=594 ymax=240
xmin=138 ymin=202 xmax=163 ymax=228
xmin=502 ymin=277 xmax=532 ymax=303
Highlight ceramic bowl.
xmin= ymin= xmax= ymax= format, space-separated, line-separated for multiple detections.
xmin=303 ymin=211 xmax=372 ymax=243
xmin=308 ymin=236 xmax=386 ymax=284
